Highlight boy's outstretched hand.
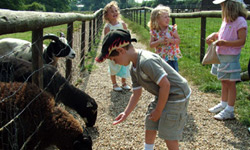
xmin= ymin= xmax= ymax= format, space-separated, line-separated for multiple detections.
xmin=113 ymin=112 xmax=127 ymax=125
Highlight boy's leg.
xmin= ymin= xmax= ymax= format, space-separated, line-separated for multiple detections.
xmin=145 ymin=130 xmax=156 ymax=150
xmin=145 ymin=130 xmax=157 ymax=144
xmin=165 ymin=140 xmax=179 ymax=150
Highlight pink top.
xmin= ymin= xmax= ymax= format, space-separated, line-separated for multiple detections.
xmin=217 ymin=16 xmax=247 ymax=55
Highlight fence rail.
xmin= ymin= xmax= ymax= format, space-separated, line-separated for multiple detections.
xmin=0 ymin=9 xmax=103 ymax=87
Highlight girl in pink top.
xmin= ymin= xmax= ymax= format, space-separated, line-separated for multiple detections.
xmin=206 ymin=0 xmax=248 ymax=121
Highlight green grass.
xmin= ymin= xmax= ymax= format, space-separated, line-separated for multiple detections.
xmin=0 ymin=22 xmax=82 ymax=45
xmin=123 ymin=15 xmax=250 ymax=126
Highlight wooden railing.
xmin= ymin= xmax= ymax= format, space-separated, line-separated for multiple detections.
xmin=0 ymin=9 xmax=103 ymax=88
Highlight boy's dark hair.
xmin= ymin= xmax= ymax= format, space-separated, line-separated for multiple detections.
xmin=95 ymin=29 xmax=136 ymax=62
xmin=109 ymin=44 xmax=130 ymax=57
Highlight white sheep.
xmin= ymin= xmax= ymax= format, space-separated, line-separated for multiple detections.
xmin=0 ymin=33 xmax=76 ymax=66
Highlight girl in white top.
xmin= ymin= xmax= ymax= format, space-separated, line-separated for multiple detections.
xmin=103 ymin=1 xmax=131 ymax=91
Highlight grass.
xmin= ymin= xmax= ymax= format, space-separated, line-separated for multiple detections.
xmin=122 ymin=15 xmax=250 ymax=126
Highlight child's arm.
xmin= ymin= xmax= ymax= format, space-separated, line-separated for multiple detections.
xmin=165 ymin=30 xmax=181 ymax=45
xmin=122 ymin=22 xmax=127 ymax=30
xmin=149 ymin=76 xmax=170 ymax=122
xmin=206 ymin=32 xmax=218 ymax=44
xmin=104 ymin=26 xmax=110 ymax=35
xmin=216 ymin=28 xmax=247 ymax=47
xmin=113 ymin=88 xmax=142 ymax=125
xmin=150 ymin=36 xmax=165 ymax=48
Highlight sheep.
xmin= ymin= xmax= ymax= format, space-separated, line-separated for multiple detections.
xmin=0 ymin=57 xmax=98 ymax=127
xmin=0 ymin=82 xmax=92 ymax=150
xmin=0 ymin=33 xmax=76 ymax=66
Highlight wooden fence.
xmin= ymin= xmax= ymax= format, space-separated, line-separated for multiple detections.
xmin=121 ymin=7 xmax=250 ymax=63
xmin=0 ymin=9 xmax=103 ymax=88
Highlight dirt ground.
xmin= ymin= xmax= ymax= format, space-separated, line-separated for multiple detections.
xmin=57 ymin=26 xmax=250 ymax=150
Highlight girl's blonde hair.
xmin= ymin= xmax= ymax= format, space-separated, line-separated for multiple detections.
xmin=148 ymin=5 xmax=171 ymax=31
xmin=222 ymin=0 xmax=248 ymax=22
xmin=103 ymin=1 xmax=121 ymax=23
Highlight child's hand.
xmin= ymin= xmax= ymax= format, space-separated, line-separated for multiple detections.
xmin=149 ymin=109 xmax=162 ymax=122
xmin=215 ymin=40 xmax=226 ymax=46
xmin=158 ymin=38 xmax=165 ymax=44
xmin=113 ymin=112 xmax=126 ymax=125
xmin=206 ymin=32 xmax=218 ymax=44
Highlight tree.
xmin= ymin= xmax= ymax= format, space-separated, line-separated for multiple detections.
xmin=0 ymin=0 xmax=25 ymax=10
xmin=24 ymin=2 xmax=46 ymax=11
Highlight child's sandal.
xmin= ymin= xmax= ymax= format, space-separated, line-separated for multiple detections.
xmin=113 ymin=83 xmax=122 ymax=91
xmin=122 ymin=83 xmax=131 ymax=90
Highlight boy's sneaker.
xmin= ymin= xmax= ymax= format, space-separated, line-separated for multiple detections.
xmin=214 ymin=109 xmax=235 ymax=121
xmin=208 ymin=103 xmax=225 ymax=113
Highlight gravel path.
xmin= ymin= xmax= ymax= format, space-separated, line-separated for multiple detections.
xmin=59 ymin=26 xmax=250 ymax=150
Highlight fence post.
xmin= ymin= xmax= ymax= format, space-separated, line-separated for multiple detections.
xmin=88 ymin=20 xmax=92 ymax=52
xmin=136 ymin=9 xmax=138 ymax=23
xmin=200 ymin=17 xmax=206 ymax=63
xmin=32 ymin=29 xmax=44 ymax=89
xmin=93 ymin=18 xmax=96 ymax=45
xmin=81 ymin=21 xmax=86 ymax=68
xmin=66 ymin=22 xmax=73 ymax=80
xmin=172 ymin=17 xmax=176 ymax=25
xmin=139 ymin=9 xmax=141 ymax=25
xmin=144 ymin=9 xmax=147 ymax=28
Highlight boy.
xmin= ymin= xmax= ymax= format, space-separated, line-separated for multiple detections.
xmin=96 ymin=29 xmax=191 ymax=150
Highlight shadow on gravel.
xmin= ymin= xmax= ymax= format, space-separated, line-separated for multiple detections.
xmin=223 ymin=120 xmax=250 ymax=149
xmin=182 ymin=113 xmax=198 ymax=142
xmin=85 ymin=126 xmax=100 ymax=141
xmin=109 ymin=90 xmax=132 ymax=117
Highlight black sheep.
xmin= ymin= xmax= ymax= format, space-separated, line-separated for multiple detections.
xmin=0 ymin=82 xmax=92 ymax=150
xmin=0 ymin=57 xmax=98 ymax=127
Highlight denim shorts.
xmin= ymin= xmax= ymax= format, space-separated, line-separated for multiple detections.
xmin=211 ymin=54 xmax=241 ymax=81
xmin=145 ymin=97 xmax=189 ymax=140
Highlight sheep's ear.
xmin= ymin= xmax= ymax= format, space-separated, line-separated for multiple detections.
xmin=43 ymin=34 xmax=59 ymax=41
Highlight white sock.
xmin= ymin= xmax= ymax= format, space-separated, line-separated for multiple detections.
xmin=221 ymin=101 xmax=228 ymax=108
xmin=225 ymin=105 xmax=234 ymax=112
xmin=144 ymin=143 xmax=154 ymax=150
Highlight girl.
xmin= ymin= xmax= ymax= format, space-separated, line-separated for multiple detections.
xmin=102 ymin=1 xmax=131 ymax=91
xmin=148 ymin=5 xmax=182 ymax=72
xmin=206 ymin=0 xmax=248 ymax=120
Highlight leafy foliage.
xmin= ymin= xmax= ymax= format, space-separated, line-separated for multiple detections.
xmin=0 ymin=0 xmax=70 ymax=12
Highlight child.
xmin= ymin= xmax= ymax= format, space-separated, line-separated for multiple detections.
xmin=102 ymin=1 xmax=131 ymax=91
xmin=96 ymin=29 xmax=191 ymax=150
xmin=206 ymin=0 xmax=248 ymax=120
xmin=148 ymin=5 xmax=182 ymax=72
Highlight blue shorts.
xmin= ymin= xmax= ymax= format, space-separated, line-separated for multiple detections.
xmin=211 ymin=54 xmax=241 ymax=81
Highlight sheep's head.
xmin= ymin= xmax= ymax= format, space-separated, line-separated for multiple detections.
xmin=82 ymin=97 xmax=98 ymax=127
xmin=43 ymin=34 xmax=76 ymax=60
xmin=73 ymin=134 xmax=92 ymax=150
